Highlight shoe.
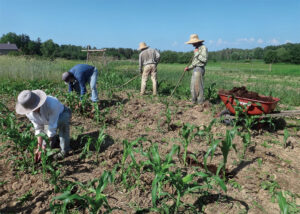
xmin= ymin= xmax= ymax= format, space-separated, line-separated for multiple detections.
xmin=54 ymin=151 xmax=69 ymax=160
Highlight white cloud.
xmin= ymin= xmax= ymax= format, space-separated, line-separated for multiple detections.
xmin=268 ymin=38 xmax=279 ymax=45
xmin=285 ymin=40 xmax=292 ymax=43
xmin=257 ymin=38 xmax=264 ymax=44
xmin=172 ymin=41 xmax=178 ymax=47
xmin=236 ymin=38 xmax=255 ymax=43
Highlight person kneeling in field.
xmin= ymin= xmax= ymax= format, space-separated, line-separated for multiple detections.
xmin=16 ymin=90 xmax=72 ymax=162
xmin=62 ymin=64 xmax=99 ymax=102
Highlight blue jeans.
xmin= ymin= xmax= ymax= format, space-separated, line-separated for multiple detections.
xmin=89 ymin=67 xmax=99 ymax=102
xmin=57 ymin=107 xmax=72 ymax=153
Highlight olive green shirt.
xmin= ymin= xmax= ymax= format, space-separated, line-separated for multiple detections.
xmin=188 ymin=45 xmax=208 ymax=70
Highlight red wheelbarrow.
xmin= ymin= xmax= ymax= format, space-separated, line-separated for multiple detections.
xmin=218 ymin=89 xmax=280 ymax=115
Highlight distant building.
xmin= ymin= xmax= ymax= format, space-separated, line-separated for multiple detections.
xmin=0 ymin=42 xmax=18 ymax=55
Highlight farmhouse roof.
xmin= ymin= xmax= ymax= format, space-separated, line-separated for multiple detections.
xmin=0 ymin=43 xmax=18 ymax=50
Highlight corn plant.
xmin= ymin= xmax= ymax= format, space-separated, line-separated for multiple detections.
xmin=50 ymin=170 xmax=116 ymax=213
xmin=164 ymin=102 xmax=172 ymax=131
xmin=283 ymin=128 xmax=290 ymax=148
xmin=17 ymin=190 xmax=32 ymax=205
xmin=197 ymin=118 xmax=217 ymax=144
xmin=277 ymin=191 xmax=289 ymax=214
xmin=179 ymin=123 xmax=198 ymax=165
xmin=121 ymin=138 xmax=144 ymax=189
xmin=217 ymin=129 xmax=237 ymax=180
xmin=95 ymin=126 xmax=106 ymax=163
xmin=239 ymin=131 xmax=251 ymax=160
xmin=141 ymin=144 xmax=180 ymax=208
xmin=204 ymin=139 xmax=221 ymax=173
xmin=80 ymin=135 xmax=93 ymax=159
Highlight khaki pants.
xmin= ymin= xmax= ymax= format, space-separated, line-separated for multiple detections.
xmin=141 ymin=64 xmax=157 ymax=95
xmin=191 ymin=66 xmax=205 ymax=104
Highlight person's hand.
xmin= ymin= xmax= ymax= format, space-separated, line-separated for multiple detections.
xmin=184 ymin=67 xmax=189 ymax=72
xmin=35 ymin=145 xmax=46 ymax=163
xmin=194 ymin=48 xmax=199 ymax=53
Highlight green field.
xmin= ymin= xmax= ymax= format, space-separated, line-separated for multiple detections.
xmin=1 ymin=55 xmax=300 ymax=106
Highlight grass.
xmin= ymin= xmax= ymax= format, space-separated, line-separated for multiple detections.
xmin=1 ymin=55 xmax=300 ymax=106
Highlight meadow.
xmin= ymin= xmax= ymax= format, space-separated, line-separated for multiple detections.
xmin=0 ymin=55 xmax=300 ymax=213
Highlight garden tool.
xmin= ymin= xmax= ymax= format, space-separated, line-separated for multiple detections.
xmin=170 ymin=55 xmax=194 ymax=97
xmin=114 ymin=74 xmax=141 ymax=89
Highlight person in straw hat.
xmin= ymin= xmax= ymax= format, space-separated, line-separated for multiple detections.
xmin=138 ymin=42 xmax=160 ymax=95
xmin=16 ymin=90 xmax=72 ymax=162
xmin=62 ymin=64 xmax=99 ymax=102
xmin=184 ymin=34 xmax=208 ymax=104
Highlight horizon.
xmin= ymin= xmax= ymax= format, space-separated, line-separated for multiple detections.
xmin=1 ymin=0 xmax=299 ymax=52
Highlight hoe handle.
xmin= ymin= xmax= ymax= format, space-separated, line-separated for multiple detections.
xmin=170 ymin=69 xmax=187 ymax=97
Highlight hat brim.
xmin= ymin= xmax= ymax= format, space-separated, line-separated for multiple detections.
xmin=185 ymin=39 xmax=204 ymax=44
xmin=16 ymin=90 xmax=47 ymax=115
xmin=138 ymin=46 xmax=149 ymax=50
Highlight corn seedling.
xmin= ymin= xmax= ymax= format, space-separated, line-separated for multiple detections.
xmin=17 ymin=190 xmax=32 ymax=205
xmin=204 ymin=139 xmax=221 ymax=173
xmin=217 ymin=129 xmax=237 ymax=180
xmin=121 ymin=138 xmax=144 ymax=189
xmin=179 ymin=123 xmax=198 ymax=165
xmin=80 ymin=135 xmax=93 ymax=159
xmin=95 ymin=126 xmax=106 ymax=163
xmin=197 ymin=118 xmax=217 ymax=144
xmin=239 ymin=131 xmax=251 ymax=160
xmin=277 ymin=191 xmax=289 ymax=214
xmin=142 ymin=144 xmax=180 ymax=208
xmin=51 ymin=171 xmax=116 ymax=213
xmin=283 ymin=128 xmax=290 ymax=148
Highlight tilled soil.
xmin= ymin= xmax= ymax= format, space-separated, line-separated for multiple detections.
xmin=219 ymin=86 xmax=275 ymax=102
xmin=0 ymin=91 xmax=300 ymax=214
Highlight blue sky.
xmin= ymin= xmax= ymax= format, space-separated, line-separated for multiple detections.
xmin=0 ymin=0 xmax=299 ymax=51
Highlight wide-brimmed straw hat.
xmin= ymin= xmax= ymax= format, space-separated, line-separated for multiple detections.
xmin=185 ymin=34 xmax=204 ymax=44
xmin=16 ymin=90 xmax=47 ymax=115
xmin=138 ymin=42 xmax=148 ymax=50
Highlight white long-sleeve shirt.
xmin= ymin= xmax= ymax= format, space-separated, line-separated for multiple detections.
xmin=26 ymin=96 xmax=64 ymax=137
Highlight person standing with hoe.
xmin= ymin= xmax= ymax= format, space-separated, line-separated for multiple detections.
xmin=184 ymin=34 xmax=208 ymax=104
xmin=138 ymin=42 xmax=160 ymax=96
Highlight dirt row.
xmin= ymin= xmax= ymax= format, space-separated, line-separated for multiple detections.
xmin=0 ymin=91 xmax=300 ymax=213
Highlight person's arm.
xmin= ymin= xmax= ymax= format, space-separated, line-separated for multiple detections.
xmin=68 ymin=82 xmax=73 ymax=92
xmin=139 ymin=53 xmax=143 ymax=73
xmin=187 ymin=51 xmax=197 ymax=70
xmin=155 ymin=50 xmax=160 ymax=64
xmin=28 ymin=117 xmax=44 ymax=136
xmin=197 ymin=46 xmax=208 ymax=64
xmin=46 ymin=99 xmax=61 ymax=138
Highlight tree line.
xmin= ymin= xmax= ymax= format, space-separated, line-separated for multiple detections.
xmin=1 ymin=32 xmax=300 ymax=64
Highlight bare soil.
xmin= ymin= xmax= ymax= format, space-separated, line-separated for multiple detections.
xmin=0 ymin=91 xmax=300 ymax=214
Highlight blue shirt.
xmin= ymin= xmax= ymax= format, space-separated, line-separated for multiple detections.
xmin=68 ymin=64 xmax=95 ymax=95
